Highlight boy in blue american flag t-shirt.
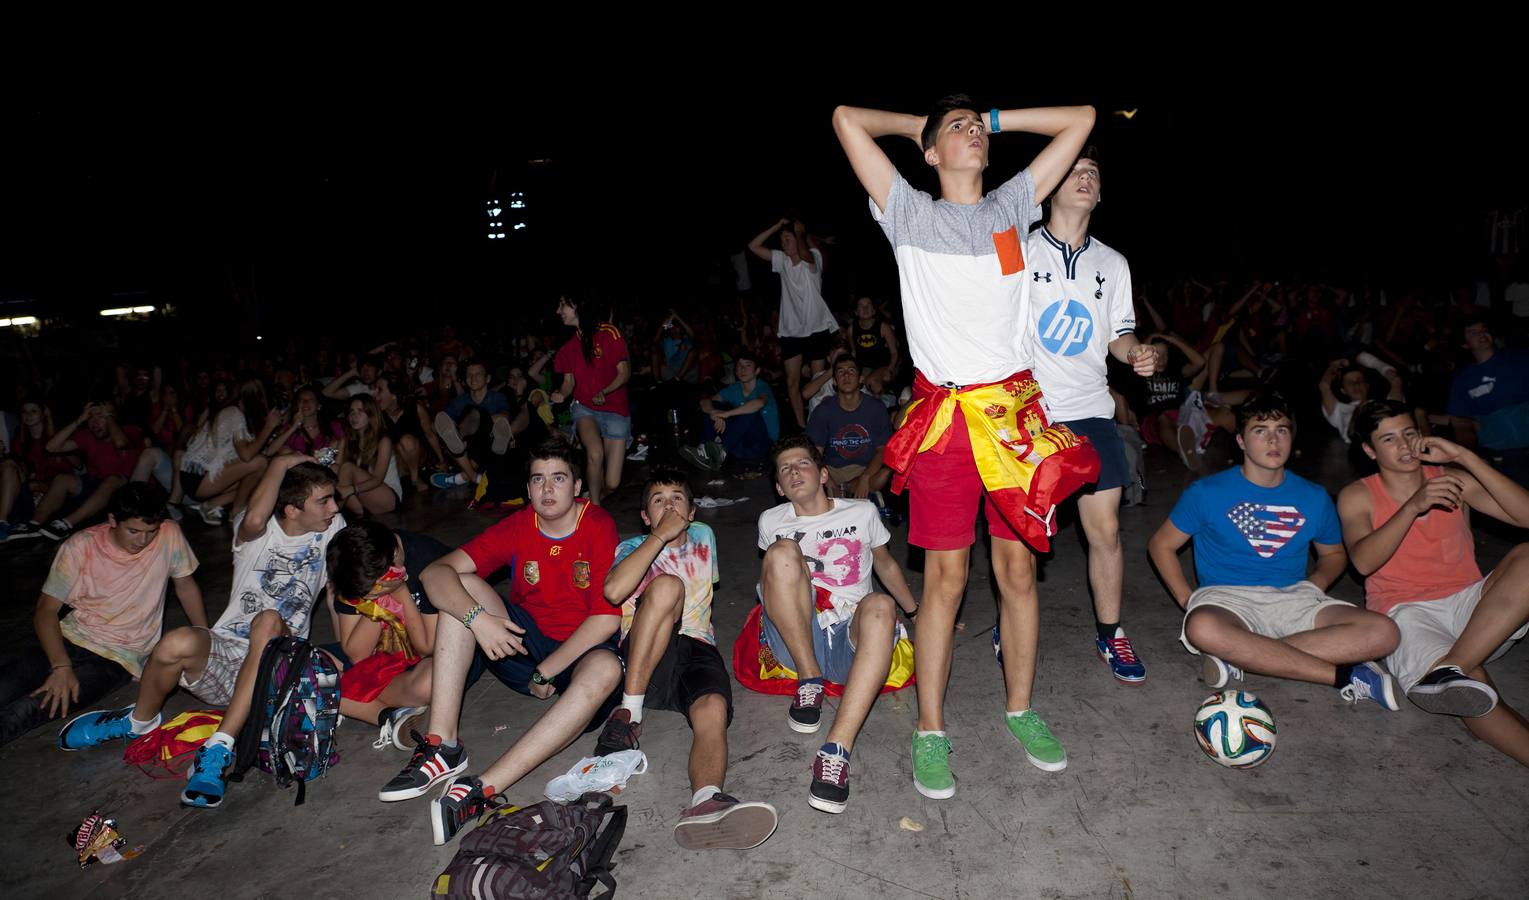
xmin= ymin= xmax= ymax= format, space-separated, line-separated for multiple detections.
xmin=1147 ymin=394 xmax=1402 ymax=710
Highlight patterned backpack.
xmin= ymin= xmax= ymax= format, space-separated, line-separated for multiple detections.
xmin=431 ymin=792 xmax=626 ymax=899
xmin=230 ymin=636 xmax=341 ymax=806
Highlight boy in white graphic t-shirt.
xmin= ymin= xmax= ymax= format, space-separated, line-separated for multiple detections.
xmin=757 ymin=435 xmax=917 ymax=816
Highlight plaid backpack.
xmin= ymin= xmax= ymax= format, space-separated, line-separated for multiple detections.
xmin=230 ymin=636 xmax=341 ymax=806
xmin=431 ymin=792 xmax=626 ymax=899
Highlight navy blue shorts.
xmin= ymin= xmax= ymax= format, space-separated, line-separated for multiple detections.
xmin=1063 ymin=416 xmax=1129 ymax=493
xmin=466 ymin=602 xmax=622 ymax=735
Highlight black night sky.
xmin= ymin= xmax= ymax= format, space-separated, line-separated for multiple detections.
xmin=5 ymin=47 xmax=1523 ymax=332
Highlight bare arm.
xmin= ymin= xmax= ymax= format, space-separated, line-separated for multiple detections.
xmin=31 ymin=592 xmax=80 ymax=718
xmin=171 ymin=574 xmax=208 ymax=629
xmin=238 ymin=453 xmax=311 ymax=545
xmin=420 ymin=551 xmax=529 ymax=660
xmin=747 ymin=218 xmax=790 ymax=262
xmin=550 ymin=374 xmax=575 ymax=406
xmin=997 ymin=105 xmax=1097 ymax=200
xmin=322 ymin=368 xmax=359 ymax=400
xmin=1307 ymin=541 xmax=1348 ymax=593
xmin=1148 ymin=519 xmax=1196 ymax=608
xmin=1417 ymin=437 xmax=1529 ymax=529
xmin=871 ymin=544 xmax=918 ymax=616
xmin=801 ymin=367 xmax=833 ymax=401
xmin=831 ymin=105 xmax=924 ymax=213
xmin=535 ymin=613 xmax=620 ymax=681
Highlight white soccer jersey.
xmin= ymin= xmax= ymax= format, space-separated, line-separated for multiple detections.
xmin=1024 ymin=227 xmax=1136 ymax=421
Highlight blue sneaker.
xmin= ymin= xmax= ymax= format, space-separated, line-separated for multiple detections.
xmin=1096 ymin=629 xmax=1147 ymax=683
xmin=430 ymin=471 xmax=468 ymax=490
xmin=1341 ymin=661 xmax=1401 ymax=711
xmin=58 ymin=705 xmax=138 ymax=751
xmin=181 ymin=741 xmax=233 ymax=808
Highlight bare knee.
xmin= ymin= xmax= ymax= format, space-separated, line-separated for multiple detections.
xmin=762 ymin=540 xmax=806 ymax=583
xmin=855 ymin=593 xmax=895 ymax=631
xmin=573 ymin=650 xmax=622 ymax=693
xmin=1184 ymin=609 xmax=1226 ymax=651
xmin=152 ymin=626 xmax=207 ymax=665
xmin=688 ymin=692 xmax=728 ymax=730
xmin=639 ymin=574 xmax=685 ymax=617
xmin=248 ymin=609 xmax=284 ymax=643
xmin=400 ymin=434 xmax=420 ymax=457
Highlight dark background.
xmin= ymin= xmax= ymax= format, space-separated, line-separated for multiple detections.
xmin=4 ymin=48 xmax=1522 ymax=337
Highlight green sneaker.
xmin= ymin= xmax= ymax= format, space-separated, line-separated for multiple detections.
xmin=1006 ymin=710 xmax=1067 ymax=772
xmin=911 ymin=733 xmax=956 ymax=799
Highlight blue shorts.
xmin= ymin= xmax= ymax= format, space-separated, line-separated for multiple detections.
xmin=570 ymin=402 xmax=632 ymax=442
xmin=761 ymin=610 xmax=856 ymax=684
xmin=1062 ymin=416 xmax=1128 ymax=492
xmin=466 ymin=601 xmax=622 ymax=735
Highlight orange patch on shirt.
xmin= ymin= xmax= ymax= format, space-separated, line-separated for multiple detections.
xmin=992 ymin=226 xmax=1025 ymax=276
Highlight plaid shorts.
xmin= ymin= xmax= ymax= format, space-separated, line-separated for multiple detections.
xmin=178 ymin=628 xmax=249 ymax=707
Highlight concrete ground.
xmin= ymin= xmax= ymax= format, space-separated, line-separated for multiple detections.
xmin=2 ymin=442 xmax=1526 ymax=899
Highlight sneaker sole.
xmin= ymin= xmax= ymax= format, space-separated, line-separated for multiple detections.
xmin=674 ymin=802 xmax=779 ymax=850
xmin=787 ymin=709 xmax=822 ymax=734
xmin=1097 ymin=648 xmax=1147 ymax=684
xmin=379 ymin=753 xmax=470 ymax=802
xmin=1362 ymin=669 xmax=1402 ymax=712
xmin=1200 ymin=656 xmax=1240 ymax=690
xmin=912 ymin=775 xmax=956 ymax=800
xmin=1408 ymin=681 xmax=1499 ymax=718
xmin=429 ymin=796 xmax=452 ymax=846
xmin=179 ymin=791 xmax=225 ymax=809
xmin=1024 ymin=752 xmax=1069 ymax=773
xmin=389 ymin=708 xmax=430 ymax=752
xmin=807 ymin=792 xmax=848 ymax=815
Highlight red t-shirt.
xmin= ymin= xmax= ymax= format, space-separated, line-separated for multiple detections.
xmin=73 ymin=427 xmax=144 ymax=479
xmin=459 ymin=500 xmax=619 ymax=641
xmin=553 ymin=324 xmax=630 ymax=416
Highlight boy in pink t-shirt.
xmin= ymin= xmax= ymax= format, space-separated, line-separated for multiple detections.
xmin=0 ymin=483 xmax=204 ymax=747
xmin=1338 ymin=400 xmax=1529 ymax=767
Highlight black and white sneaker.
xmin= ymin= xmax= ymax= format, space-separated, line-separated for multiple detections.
xmin=4 ymin=522 xmax=45 ymax=543
xmin=1407 ymin=665 xmax=1498 ymax=717
xmin=373 ymin=706 xmax=429 ymax=751
xmin=40 ymin=519 xmax=74 ymax=541
xmin=378 ymin=731 xmax=469 ymax=801
xmin=788 ymin=680 xmax=825 ymax=734
xmin=431 ymin=775 xmax=495 ymax=846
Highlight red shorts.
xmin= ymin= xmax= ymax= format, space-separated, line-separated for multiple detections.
xmin=907 ymin=405 xmax=1021 ymax=550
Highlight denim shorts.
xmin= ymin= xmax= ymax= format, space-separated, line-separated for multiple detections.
xmin=570 ymin=402 xmax=632 ymax=442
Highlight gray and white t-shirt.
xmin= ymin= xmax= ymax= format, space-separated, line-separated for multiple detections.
xmin=871 ymin=169 xmax=1041 ymax=386
xmin=214 ymin=512 xmax=346 ymax=643
xmin=772 ymin=248 xmax=839 ymax=338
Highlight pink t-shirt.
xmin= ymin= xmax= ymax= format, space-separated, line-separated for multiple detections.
xmin=43 ymin=521 xmax=199 ymax=676
xmin=1362 ymin=467 xmax=1483 ymax=615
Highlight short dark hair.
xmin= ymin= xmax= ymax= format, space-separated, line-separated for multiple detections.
xmin=327 ymin=521 xmax=398 ymax=599
xmin=734 ymin=350 xmax=761 ymax=368
xmin=278 ymin=462 xmax=339 ymax=519
xmin=832 ymin=355 xmax=860 ymax=374
xmin=527 ymin=435 xmax=579 ymax=480
xmin=376 ymin=372 xmax=407 ymax=398
xmin=1234 ymin=393 xmax=1295 ymax=434
xmin=641 ymin=465 xmax=694 ymax=510
xmin=1353 ymin=399 xmax=1415 ymax=447
xmin=109 ymin=481 xmax=168 ymax=525
xmin=769 ymin=433 xmax=824 ymax=472
xmin=921 ymin=94 xmax=978 ymax=151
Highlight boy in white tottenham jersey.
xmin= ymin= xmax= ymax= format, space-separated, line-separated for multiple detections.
xmin=1026 ymin=150 xmax=1159 ymax=683
xmin=832 ymin=95 xmax=1098 ymax=799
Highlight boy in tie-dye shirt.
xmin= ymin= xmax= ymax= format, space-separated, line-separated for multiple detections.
xmin=593 ymin=467 xmax=777 ymax=851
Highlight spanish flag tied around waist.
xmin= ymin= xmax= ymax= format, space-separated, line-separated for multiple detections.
xmin=884 ymin=370 xmax=1100 ymax=551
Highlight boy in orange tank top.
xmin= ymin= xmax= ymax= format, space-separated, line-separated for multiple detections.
xmin=1337 ymin=400 xmax=1529 ymax=766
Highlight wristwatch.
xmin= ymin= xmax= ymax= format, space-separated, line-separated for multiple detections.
xmin=530 ymin=669 xmax=550 ymax=686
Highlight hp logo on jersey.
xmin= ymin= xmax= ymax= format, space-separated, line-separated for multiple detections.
xmin=1037 ymin=299 xmax=1094 ymax=357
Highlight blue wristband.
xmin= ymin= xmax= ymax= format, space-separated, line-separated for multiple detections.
xmin=989 ymin=108 xmax=1001 ymax=133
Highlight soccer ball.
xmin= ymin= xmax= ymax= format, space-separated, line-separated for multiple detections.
xmin=1194 ymin=690 xmax=1277 ymax=768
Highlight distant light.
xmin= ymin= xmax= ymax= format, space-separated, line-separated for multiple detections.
xmin=256 ymin=335 xmax=263 ymax=341
xmin=514 ymin=222 xmax=526 ymax=230
xmin=0 ymin=316 xmax=38 ymax=327
xmin=509 ymin=200 xmax=525 ymax=209
xmin=100 ymin=305 xmax=154 ymax=317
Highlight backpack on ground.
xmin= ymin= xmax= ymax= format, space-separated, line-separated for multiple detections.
xmin=229 ymin=636 xmax=341 ymax=806
xmin=431 ymin=791 xmax=627 ymax=900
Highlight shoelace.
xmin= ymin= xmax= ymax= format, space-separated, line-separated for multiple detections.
xmin=1105 ymin=636 xmax=1139 ymax=665
xmin=1339 ymin=679 xmax=1373 ymax=704
xmin=816 ymin=752 xmax=848 ymax=784
xmin=795 ymin=682 xmax=824 ymax=708
xmin=914 ymin=735 xmax=953 ymax=765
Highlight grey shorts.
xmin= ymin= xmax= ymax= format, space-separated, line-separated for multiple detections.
xmin=178 ymin=628 xmax=249 ymax=706
xmin=1385 ymin=579 xmax=1527 ymax=691
xmin=1179 ymin=581 xmax=1353 ymax=654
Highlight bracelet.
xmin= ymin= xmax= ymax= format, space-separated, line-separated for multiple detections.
xmin=461 ymin=604 xmax=485 ymax=628
xmin=989 ymin=108 xmax=1001 ymax=133
xmin=51 ymin=664 xmax=74 ymax=670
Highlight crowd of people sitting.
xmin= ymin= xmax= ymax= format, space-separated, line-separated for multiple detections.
xmin=1 ymin=203 xmax=1527 ymax=866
